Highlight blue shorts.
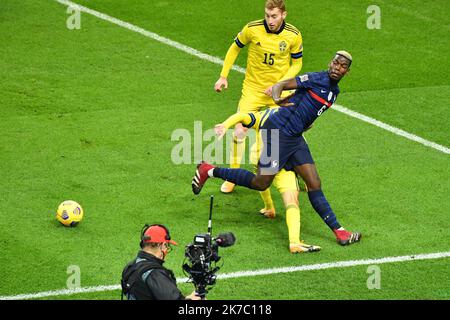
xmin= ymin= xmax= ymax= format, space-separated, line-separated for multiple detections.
xmin=258 ymin=118 xmax=314 ymax=175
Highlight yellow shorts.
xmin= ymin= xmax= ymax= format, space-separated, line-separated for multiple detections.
xmin=237 ymin=88 xmax=277 ymax=113
xmin=237 ymin=88 xmax=296 ymax=113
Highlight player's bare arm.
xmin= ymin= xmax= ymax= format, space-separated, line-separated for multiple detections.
xmin=271 ymin=77 xmax=298 ymax=106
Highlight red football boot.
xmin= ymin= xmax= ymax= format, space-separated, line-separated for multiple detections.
xmin=192 ymin=161 xmax=216 ymax=195
xmin=334 ymin=229 xmax=362 ymax=246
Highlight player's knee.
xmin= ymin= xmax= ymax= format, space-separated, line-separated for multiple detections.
xmin=251 ymin=179 xmax=271 ymax=191
xmin=306 ymin=178 xmax=321 ymax=191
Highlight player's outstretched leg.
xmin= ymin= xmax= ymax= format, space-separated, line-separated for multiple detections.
xmin=192 ymin=162 xmax=274 ymax=195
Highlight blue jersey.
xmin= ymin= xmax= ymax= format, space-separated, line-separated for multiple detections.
xmin=268 ymin=71 xmax=340 ymax=136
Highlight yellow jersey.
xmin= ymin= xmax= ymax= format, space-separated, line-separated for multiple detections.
xmin=235 ymin=19 xmax=303 ymax=91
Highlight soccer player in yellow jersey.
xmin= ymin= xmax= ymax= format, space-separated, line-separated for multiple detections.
xmin=214 ymin=0 xmax=306 ymax=252
xmin=214 ymin=0 xmax=303 ymax=196
xmin=215 ymin=1 xmax=304 ymax=241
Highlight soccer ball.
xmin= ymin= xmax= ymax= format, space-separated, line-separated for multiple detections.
xmin=56 ymin=200 xmax=84 ymax=227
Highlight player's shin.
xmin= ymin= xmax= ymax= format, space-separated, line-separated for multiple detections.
xmin=286 ymin=204 xmax=301 ymax=244
xmin=255 ymin=165 xmax=275 ymax=215
xmin=259 ymin=189 xmax=276 ymax=218
xmin=259 ymin=189 xmax=275 ymax=210
xmin=307 ymin=189 xmax=342 ymax=231
xmin=213 ymin=167 xmax=255 ymax=189
xmin=230 ymin=132 xmax=246 ymax=169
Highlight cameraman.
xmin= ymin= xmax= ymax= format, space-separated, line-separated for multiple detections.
xmin=121 ymin=224 xmax=200 ymax=300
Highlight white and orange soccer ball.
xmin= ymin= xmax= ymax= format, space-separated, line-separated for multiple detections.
xmin=56 ymin=200 xmax=84 ymax=227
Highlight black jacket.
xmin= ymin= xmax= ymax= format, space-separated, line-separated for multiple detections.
xmin=121 ymin=250 xmax=185 ymax=300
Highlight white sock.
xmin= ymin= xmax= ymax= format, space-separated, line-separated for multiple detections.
xmin=207 ymin=168 xmax=215 ymax=177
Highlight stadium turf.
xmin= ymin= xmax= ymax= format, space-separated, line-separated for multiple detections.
xmin=0 ymin=0 xmax=449 ymax=300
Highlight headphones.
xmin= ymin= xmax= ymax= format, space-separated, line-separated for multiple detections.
xmin=139 ymin=224 xmax=172 ymax=249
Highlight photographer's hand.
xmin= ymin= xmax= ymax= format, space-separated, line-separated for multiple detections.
xmin=186 ymin=290 xmax=202 ymax=300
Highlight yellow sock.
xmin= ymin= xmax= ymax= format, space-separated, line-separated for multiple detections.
xmin=259 ymin=189 xmax=275 ymax=210
xmin=252 ymin=162 xmax=275 ymax=210
xmin=230 ymin=134 xmax=246 ymax=168
xmin=286 ymin=204 xmax=301 ymax=244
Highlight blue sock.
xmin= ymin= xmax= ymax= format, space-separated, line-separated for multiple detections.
xmin=308 ymin=189 xmax=341 ymax=230
xmin=213 ymin=168 xmax=255 ymax=189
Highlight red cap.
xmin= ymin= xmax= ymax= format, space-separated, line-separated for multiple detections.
xmin=143 ymin=225 xmax=177 ymax=245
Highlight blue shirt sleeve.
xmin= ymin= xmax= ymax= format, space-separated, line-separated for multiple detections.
xmin=295 ymin=73 xmax=313 ymax=89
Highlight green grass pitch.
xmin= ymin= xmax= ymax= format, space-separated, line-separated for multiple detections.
xmin=0 ymin=0 xmax=449 ymax=300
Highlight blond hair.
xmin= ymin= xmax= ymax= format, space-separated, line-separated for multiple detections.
xmin=336 ymin=50 xmax=353 ymax=66
xmin=265 ymin=0 xmax=286 ymax=12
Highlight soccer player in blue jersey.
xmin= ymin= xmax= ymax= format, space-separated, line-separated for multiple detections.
xmin=192 ymin=51 xmax=361 ymax=246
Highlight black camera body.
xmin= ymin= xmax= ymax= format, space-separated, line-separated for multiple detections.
xmin=189 ymin=233 xmax=221 ymax=264
xmin=183 ymin=234 xmax=220 ymax=297
xmin=182 ymin=196 xmax=235 ymax=298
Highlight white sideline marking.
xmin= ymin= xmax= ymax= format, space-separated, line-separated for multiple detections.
xmin=333 ymin=104 xmax=450 ymax=154
xmin=378 ymin=0 xmax=442 ymax=25
xmin=56 ymin=0 xmax=246 ymax=73
xmin=0 ymin=285 xmax=121 ymax=301
xmin=1 ymin=251 xmax=450 ymax=300
xmin=55 ymin=0 xmax=449 ymax=154
xmin=217 ymin=251 xmax=450 ymax=280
